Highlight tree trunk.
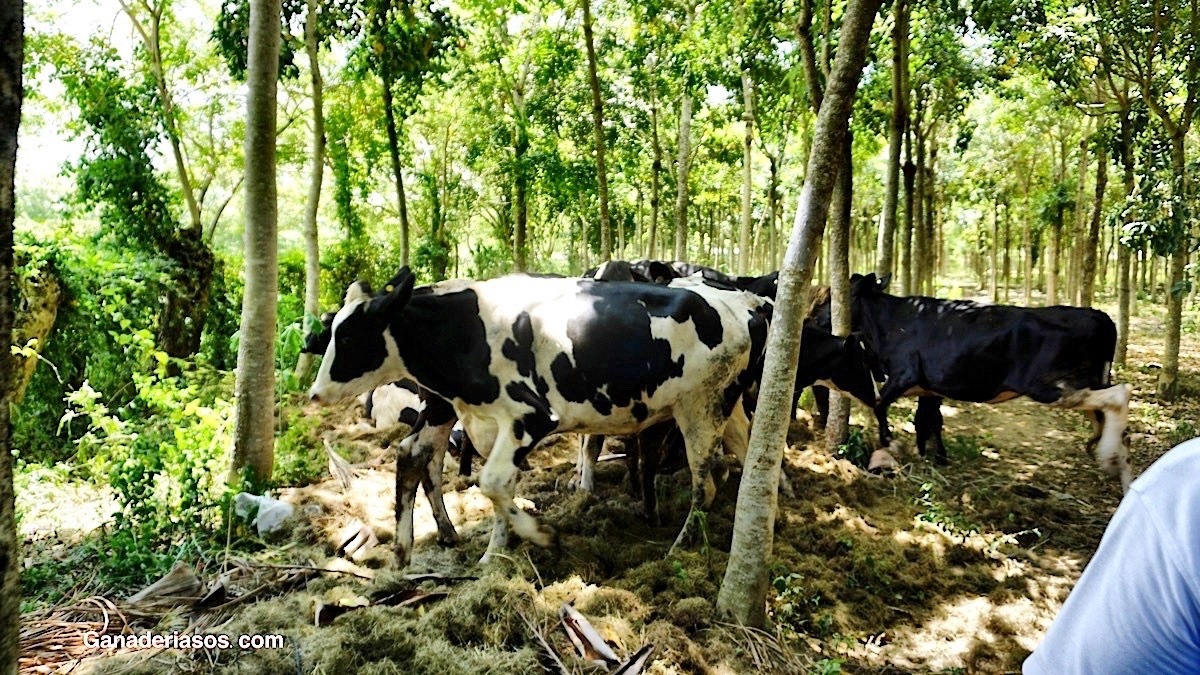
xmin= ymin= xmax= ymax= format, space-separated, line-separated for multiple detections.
xmin=295 ymin=0 xmax=325 ymax=382
xmin=514 ymin=119 xmax=529 ymax=271
xmin=1002 ymin=203 xmax=1011 ymax=302
xmin=0 ymin=0 xmax=23 ymax=666
xmin=1023 ymin=188 xmax=1032 ymax=305
xmin=825 ymin=133 xmax=853 ymax=452
xmin=380 ymin=76 xmax=411 ymax=265
xmin=232 ymin=0 xmax=280 ymax=485
xmin=1047 ymin=202 xmax=1063 ymax=305
xmin=990 ymin=200 xmax=999 ymax=302
xmin=649 ymin=96 xmax=662 ymax=259
xmin=674 ymin=91 xmax=693 ymax=261
xmin=1080 ymin=142 xmax=1106 ymax=307
xmin=1158 ymin=134 xmax=1188 ymax=399
xmin=912 ymin=123 xmax=926 ymax=294
xmin=739 ymin=69 xmax=755 ymax=274
xmin=877 ymin=0 xmax=906 ymax=278
xmin=901 ymin=127 xmax=915 ymax=295
xmin=581 ymin=0 xmax=611 ymax=261
xmin=1115 ymin=109 xmax=1135 ymax=365
xmin=924 ymin=140 xmax=937 ymax=294
xmin=717 ymin=0 xmax=882 ymax=626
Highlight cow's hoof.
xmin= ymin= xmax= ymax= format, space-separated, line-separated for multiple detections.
xmin=868 ymin=449 xmax=898 ymax=475
xmin=525 ymin=524 xmax=556 ymax=549
xmin=437 ymin=531 xmax=460 ymax=547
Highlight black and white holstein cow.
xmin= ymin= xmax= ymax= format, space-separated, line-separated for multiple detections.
xmin=841 ymin=273 xmax=1133 ymax=491
xmin=302 ymin=318 xmax=462 ymax=565
xmin=309 ymin=267 xmax=771 ymax=563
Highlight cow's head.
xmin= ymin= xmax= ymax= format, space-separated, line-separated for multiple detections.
xmin=841 ymin=334 xmax=883 ymax=406
xmin=309 ymin=267 xmax=416 ymax=403
xmin=849 ymin=272 xmax=890 ymax=297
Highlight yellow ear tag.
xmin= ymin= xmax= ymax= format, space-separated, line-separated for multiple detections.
xmin=385 ymin=285 xmax=394 ymax=292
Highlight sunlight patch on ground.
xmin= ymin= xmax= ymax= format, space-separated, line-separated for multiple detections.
xmin=17 ymin=467 xmax=117 ymax=543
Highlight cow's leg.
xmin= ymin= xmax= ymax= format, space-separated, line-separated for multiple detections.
xmin=1084 ymin=410 xmax=1105 ymax=455
xmin=626 ymin=435 xmax=644 ymax=499
xmin=639 ymin=432 xmax=663 ymax=526
xmin=670 ymin=413 xmax=724 ymax=554
xmin=569 ymin=435 xmax=604 ymax=492
xmin=478 ymin=429 xmax=555 ymax=565
xmin=914 ymin=396 xmax=947 ymax=465
xmin=421 ymin=432 xmax=459 ymax=547
xmin=1049 ymin=384 xmax=1133 ymax=492
xmin=394 ymin=425 xmax=441 ymax=567
xmin=812 ymin=385 xmax=830 ymax=427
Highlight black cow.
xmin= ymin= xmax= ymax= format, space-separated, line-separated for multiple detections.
xmin=310 ymin=267 xmax=771 ymax=562
xmin=839 ymin=273 xmax=1132 ymax=490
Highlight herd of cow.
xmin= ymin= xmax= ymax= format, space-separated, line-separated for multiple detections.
xmin=303 ymin=259 xmax=1134 ymax=568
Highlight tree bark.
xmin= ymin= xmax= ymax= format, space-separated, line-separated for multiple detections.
xmin=581 ymin=0 xmax=611 ymax=261
xmin=649 ymin=94 xmax=662 ymax=259
xmin=232 ymin=0 xmax=280 ymax=484
xmin=901 ymin=125 xmax=915 ymax=295
xmin=739 ymin=69 xmax=755 ymax=274
xmin=295 ymin=0 xmax=325 ymax=382
xmin=825 ymin=133 xmax=853 ymax=452
xmin=674 ymin=91 xmax=693 ymax=261
xmin=990 ymin=200 xmax=999 ymax=302
xmin=717 ymin=0 xmax=882 ymax=627
xmin=1115 ymin=108 xmax=1134 ymax=365
xmin=514 ymin=111 xmax=530 ymax=271
xmin=1080 ymin=142 xmax=1106 ymax=307
xmin=0 ymin=0 xmax=23 ymax=667
xmin=878 ymin=0 xmax=906 ymax=278
xmin=1158 ymin=133 xmax=1188 ymax=399
xmin=380 ymin=76 xmax=411 ymax=265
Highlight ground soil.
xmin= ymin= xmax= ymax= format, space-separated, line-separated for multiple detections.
xmin=34 ymin=296 xmax=1200 ymax=675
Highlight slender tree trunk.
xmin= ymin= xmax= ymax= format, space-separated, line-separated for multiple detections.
xmin=912 ymin=124 xmax=926 ymax=294
xmin=998 ymin=201 xmax=1008 ymax=302
xmin=901 ymin=127 xmax=915 ymax=294
xmin=826 ymin=133 xmax=853 ymax=451
xmin=514 ymin=116 xmax=529 ymax=271
xmin=990 ymin=200 xmax=999 ymax=302
xmin=1158 ymin=134 xmax=1188 ymax=399
xmin=295 ymin=0 xmax=325 ymax=382
xmin=877 ymin=0 xmax=906 ymax=278
xmin=1080 ymin=142 xmax=1106 ymax=307
xmin=0 ymin=0 xmax=23 ymax=667
xmin=649 ymin=96 xmax=662 ymax=259
xmin=581 ymin=0 xmax=611 ymax=260
xmin=232 ymin=0 xmax=280 ymax=484
xmin=739 ymin=69 xmax=755 ymax=274
xmin=1048 ymin=202 xmax=1063 ymax=305
xmin=1115 ymin=109 xmax=1135 ymax=365
xmin=674 ymin=91 xmax=693 ymax=261
xmin=379 ymin=69 xmax=411 ymax=264
xmin=717 ymin=0 xmax=882 ymax=626
xmin=1023 ymin=188 xmax=1032 ymax=305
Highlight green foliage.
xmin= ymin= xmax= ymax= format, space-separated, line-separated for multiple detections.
xmin=770 ymin=571 xmax=834 ymax=638
xmin=273 ymin=406 xmax=327 ymax=487
xmin=944 ymin=433 xmax=988 ymax=460
xmin=914 ymin=482 xmax=980 ymax=540
xmin=836 ymin=426 xmax=872 ymax=467
xmin=13 ymin=240 xmax=176 ymax=462
xmin=52 ymin=38 xmax=181 ymax=253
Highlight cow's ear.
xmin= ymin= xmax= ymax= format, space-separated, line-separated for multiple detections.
xmin=877 ymin=274 xmax=891 ymax=291
xmin=648 ymin=261 xmax=676 ymax=283
xmin=849 ymin=273 xmax=865 ymax=284
xmin=370 ymin=267 xmax=415 ymax=315
xmin=344 ymin=280 xmax=372 ymax=305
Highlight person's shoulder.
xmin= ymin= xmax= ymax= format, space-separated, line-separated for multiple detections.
xmin=1131 ymin=437 xmax=1200 ymax=494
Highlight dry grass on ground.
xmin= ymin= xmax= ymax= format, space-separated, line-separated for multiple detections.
xmin=23 ymin=295 xmax=1200 ymax=675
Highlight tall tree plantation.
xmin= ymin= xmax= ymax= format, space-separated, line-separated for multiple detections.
xmin=3 ymin=0 xmax=1200 ymax=670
